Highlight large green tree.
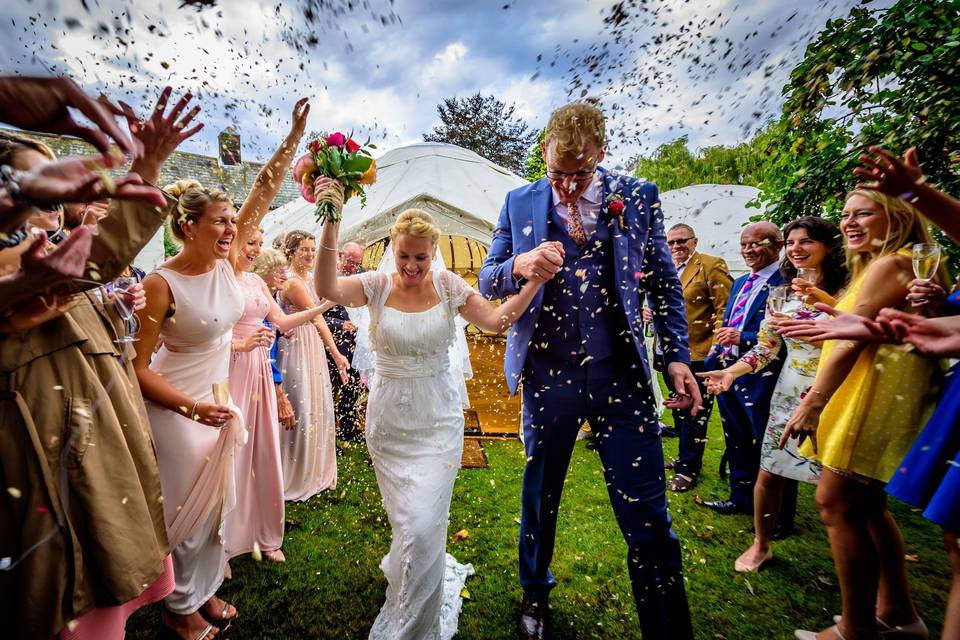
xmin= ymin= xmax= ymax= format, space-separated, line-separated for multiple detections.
xmin=424 ymin=93 xmax=537 ymax=175
xmin=754 ymin=0 xmax=960 ymax=270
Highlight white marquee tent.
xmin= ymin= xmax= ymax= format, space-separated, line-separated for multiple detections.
xmin=263 ymin=142 xmax=527 ymax=247
xmin=660 ymin=184 xmax=762 ymax=275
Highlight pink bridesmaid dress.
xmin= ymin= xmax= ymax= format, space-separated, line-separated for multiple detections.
xmin=225 ymin=272 xmax=285 ymax=558
xmin=145 ymin=259 xmax=246 ymax=616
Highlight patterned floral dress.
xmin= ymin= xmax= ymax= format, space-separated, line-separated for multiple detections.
xmin=739 ymin=297 xmax=822 ymax=484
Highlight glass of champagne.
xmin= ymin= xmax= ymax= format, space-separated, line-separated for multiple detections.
xmin=108 ymin=276 xmax=140 ymax=344
xmin=767 ymin=285 xmax=791 ymax=314
xmin=912 ymin=243 xmax=941 ymax=282
xmin=796 ymin=267 xmax=819 ymax=284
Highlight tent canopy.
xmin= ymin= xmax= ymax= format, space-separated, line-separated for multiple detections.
xmin=660 ymin=184 xmax=762 ymax=275
xmin=264 ymin=142 xmax=527 ymax=247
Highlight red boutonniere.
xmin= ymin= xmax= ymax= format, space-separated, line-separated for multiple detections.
xmin=607 ymin=195 xmax=626 ymax=229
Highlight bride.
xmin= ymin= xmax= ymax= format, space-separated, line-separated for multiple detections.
xmin=313 ymin=178 xmax=544 ymax=639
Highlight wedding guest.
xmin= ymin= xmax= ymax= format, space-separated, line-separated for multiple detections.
xmin=658 ymin=223 xmax=732 ymax=491
xmin=133 ymin=99 xmax=308 ymax=640
xmin=0 ymin=88 xmax=195 ymax=640
xmin=278 ymin=229 xmax=348 ymax=500
xmin=323 ymin=240 xmax=365 ymax=441
xmin=699 ymin=217 xmax=847 ymax=572
xmin=253 ymin=248 xmax=296 ymax=430
xmin=702 ymin=222 xmax=787 ymax=516
xmin=225 ymin=229 xmax=327 ymax=567
xmin=780 ymin=190 xmax=949 ymax=640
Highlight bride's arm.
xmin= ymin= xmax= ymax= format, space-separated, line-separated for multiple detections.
xmin=458 ymin=280 xmax=542 ymax=334
xmin=312 ymin=180 xmax=367 ymax=307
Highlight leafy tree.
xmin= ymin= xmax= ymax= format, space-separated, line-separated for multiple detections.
xmin=524 ymin=129 xmax=546 ymax=182
xmin=163 ymin=224 xmax=179 ymax=257
xmin=629 ymin=129 xmax=774 ymax=191
xmin=753 ymin=0 xmax=960 ymax=272
xmin=424 ymin=93 xmax=537 ymax=175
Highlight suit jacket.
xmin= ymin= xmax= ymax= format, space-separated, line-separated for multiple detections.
xmin=478 ymin=168 xmax=690 ymax=395
xmin=680 ymin=252 xmax=733 ymax=361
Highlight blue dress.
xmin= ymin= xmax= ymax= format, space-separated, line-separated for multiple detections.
xmin=887 ymin=291 xmax=960 ymax=532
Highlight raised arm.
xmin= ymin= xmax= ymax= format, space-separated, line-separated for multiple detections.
xmin=312 ymin=179 xmax=369 ymax=307
xmin=233 ymin=98 xmax=309 ymax=267
xmin=458 ymin=277 xmax=542 ymax=334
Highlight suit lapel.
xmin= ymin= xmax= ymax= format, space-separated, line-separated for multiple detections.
xmin=531 ymin=179 xmax=551 ymax=245
xmin=680 ymin=253 xmax=700 ymax=291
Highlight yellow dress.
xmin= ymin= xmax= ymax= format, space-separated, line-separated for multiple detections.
xmin=801 ymin=251 xmax=943 ymax=482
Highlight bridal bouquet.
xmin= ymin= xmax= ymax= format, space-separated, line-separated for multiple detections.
xmin=292 ymin=132 xmax=377 ymax=223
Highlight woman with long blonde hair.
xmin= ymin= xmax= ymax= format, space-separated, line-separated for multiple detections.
xmin=133 ymin=99 xmax=309 ymax=640
xmin=782 ymin=190 xmax=950 ymax=640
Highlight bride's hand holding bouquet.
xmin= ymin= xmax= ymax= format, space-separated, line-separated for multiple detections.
xmin=292 ymin=132 xmax=376 ymax=224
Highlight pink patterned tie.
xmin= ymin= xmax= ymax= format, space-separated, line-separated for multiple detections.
xmin=721 ymin=273 xmax=759 ymax=357
xmin=565 ymin=201 xmax=588 ymax=248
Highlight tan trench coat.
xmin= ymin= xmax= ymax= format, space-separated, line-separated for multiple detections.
xmin=0 ymin=197 xmax=173 ymax=639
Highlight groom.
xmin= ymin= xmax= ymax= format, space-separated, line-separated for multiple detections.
xmin=479 ymin=102 xmax=700 ymax=640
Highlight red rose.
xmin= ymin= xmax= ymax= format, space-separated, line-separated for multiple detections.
xmin=345 ymin=138 xmax=360 ymax=153
xmin=308 ymin=139 xmax=322 ymax=153
xmin=326 ymin=132 xmax=346 ymax=148
xmin=609 ymin=200 xmax=625 ymax=215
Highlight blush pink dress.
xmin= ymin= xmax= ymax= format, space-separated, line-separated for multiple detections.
xmin=277 ymin=273 xmax=337 ymax=501
xmin=225 ymin=272 xmax=285 ymax=557
xmin=145 ymin=259 xmax=246 ymax=615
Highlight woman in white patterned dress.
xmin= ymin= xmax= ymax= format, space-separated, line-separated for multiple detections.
xmin=314 ymin=188 xmax=544 ymax=639
xmin=699 ymin=217 xmax=847 ymax=573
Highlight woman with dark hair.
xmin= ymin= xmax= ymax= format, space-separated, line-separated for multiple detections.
xmin=699 ymin=216 xmax=848 ymax=573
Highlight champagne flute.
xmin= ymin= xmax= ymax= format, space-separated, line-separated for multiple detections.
xmin=109 ymin=275 xmax=139 ymax=344
xmin=767 ymin=285 xmax=791 ymax=313
xmin=796 ymin=267 xmax=819 ymax=284
xmin=912 ymin=243 xmax=941 ymax=281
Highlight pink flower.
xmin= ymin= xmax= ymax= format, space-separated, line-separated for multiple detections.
xmin=326 ymin=132 xmax=346 ymax=148
xmin=292 ymin=153 xmax=316 ymax=185
xmin=298 ymin=181 xmax=317 ymax=204
xmin=345 ymin=138 xmax=360 ymax=153
xmin=609 ymin=200 xmax=625 ymax=215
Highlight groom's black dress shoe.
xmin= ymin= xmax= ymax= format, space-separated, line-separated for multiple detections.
xmin=518 ymin=595 xmax=548 ymax=640
xmin=701 ymin=499 xmax=752 ymax=516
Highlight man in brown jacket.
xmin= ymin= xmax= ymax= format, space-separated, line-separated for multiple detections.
xmin=660 ymin=223 xmax=732 ymax=491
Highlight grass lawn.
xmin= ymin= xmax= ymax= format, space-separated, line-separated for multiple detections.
xmin=128 ymin=392 xmax=950 ymax=639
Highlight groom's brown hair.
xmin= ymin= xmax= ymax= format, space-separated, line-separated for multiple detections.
xmin=543 ymin=102 xmax=606 ymax=158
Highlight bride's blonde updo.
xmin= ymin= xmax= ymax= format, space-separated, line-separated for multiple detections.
xmin=163 ymin=178 xmax=233 ymax=241
xmin=389 ymin=209 xmax=440 ymax=244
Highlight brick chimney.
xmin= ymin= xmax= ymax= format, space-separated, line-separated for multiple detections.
xmin=218 ymin=127 xmax=241 ymax=166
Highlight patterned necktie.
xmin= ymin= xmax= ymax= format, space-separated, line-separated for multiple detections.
xmin=565 ymin=200 xmax=588 ymax=248
xmin=721 ymin=273 xmax=759 ymax=357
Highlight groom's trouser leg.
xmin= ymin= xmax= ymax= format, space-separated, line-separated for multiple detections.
xmin=589 ymin=362 xmax=694 ymax=640
xmin=518 ymin=354 xmax=587 ymax=600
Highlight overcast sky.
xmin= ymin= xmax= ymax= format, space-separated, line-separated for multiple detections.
xmin=1 ymin=0 xmax=888 ymax=169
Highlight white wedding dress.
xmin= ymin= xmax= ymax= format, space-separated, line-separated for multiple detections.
xmin=358 ymin=268 xmax=475 ymax=640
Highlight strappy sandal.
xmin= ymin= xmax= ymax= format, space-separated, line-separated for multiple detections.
xmin=795 ymin=625 xmax=848 ymax=640
xmin=161 ymin=608 xmax=219 ymax=640
xmin=200 ymin=598 xmax=237 ymax=627
xmin=668 ymin=474 xmax=697 ymax=492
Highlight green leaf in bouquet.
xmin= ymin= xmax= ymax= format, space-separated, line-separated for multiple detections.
xmin=342 ymin=154 xmax=373 ymax=176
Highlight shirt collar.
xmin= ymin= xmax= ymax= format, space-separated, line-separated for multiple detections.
xmin=550 ymin=171 xmax=602 ymax=209
xmin=753 ymin=260 xmax=781 ymax=281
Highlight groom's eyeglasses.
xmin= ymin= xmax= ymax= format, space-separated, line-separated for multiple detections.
xmin=546 ymin=169 xmax=596 ymax=182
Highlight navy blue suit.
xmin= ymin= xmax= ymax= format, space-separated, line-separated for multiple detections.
xmin=479 ymin=170 xmax=693 ymax=639
xmin=705 ymin=269 xmax=787 ymax=509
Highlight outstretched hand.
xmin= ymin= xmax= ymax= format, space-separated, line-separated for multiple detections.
xmin=19 ymin=155 xmax=166 ymax=208
xmin=0 ymin=76 xmax=138 ymax=158
xmin=777 ymin=302 xmax=893 ymax=343
xmin=877 ymin=308 xmax=960 ymax=357
xmin=288 ymin=97 xmax=310 ymax=140
xmin=19 ymin=224 xmax=93 ymax=289
xmin=665 ymin=362 xmax=703 ymax=416
xmin=696 ymin=369 xmax=734 ymax=396
xmin=120 ymin=87 xmax=203 ymax=184
xmin=854 ymin=146 xmax=923 ymax=199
